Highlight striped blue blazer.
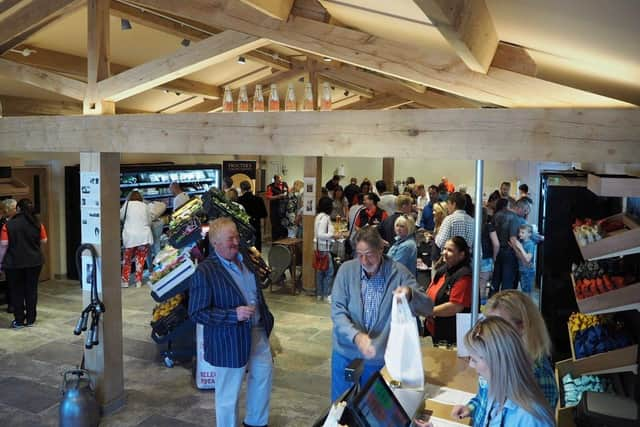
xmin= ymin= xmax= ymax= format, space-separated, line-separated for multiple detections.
xmin=188 ymin=250 xmax=274 ymax=368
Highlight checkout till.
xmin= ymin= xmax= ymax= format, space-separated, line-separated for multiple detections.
xmin=314 ymin=345 xmax=478 ymax=427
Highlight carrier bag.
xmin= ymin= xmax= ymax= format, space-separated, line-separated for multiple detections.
xmin=195 ymin=324 xmax=216 ymax=389
xmin=384 ymin=293 xmax=424 ymax=389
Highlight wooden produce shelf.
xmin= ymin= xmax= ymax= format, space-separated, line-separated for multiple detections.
xmin=571 ymin=274 xmax=640 ymax=315
xmin=587 ymin=173 xmax=640 ymax=197
xmin=573 ymin=214 xmax=640 ymax=261
xmin=567 ymin=323 xmax=638 ymax=374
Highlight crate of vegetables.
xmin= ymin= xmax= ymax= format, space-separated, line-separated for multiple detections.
xmin=572 ymin=214 xmax=640 ymax=261
xmin=571 ymin=260 xmax=640 ymax=314
xmin=150 ymin=255 xmax=195 ymax=302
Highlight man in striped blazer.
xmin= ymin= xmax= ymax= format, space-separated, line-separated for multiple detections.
xmin=189 ymin=217 xmax=274 ymax=427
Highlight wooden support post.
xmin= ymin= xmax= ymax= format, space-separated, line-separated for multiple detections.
xmin=302 ymin=156 xmax=322 ymax=291
xmin=84 ymin=0 xmax=114 ymax=115
xmin=382 ymin=157 xmax=395 ymax=193
xmin=79 ymin=152 xmax=124 ymax=414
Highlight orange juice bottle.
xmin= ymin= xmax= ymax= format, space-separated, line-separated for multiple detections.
xmin=320 ymin=82 xmax=332 ymax=111
xmin=284 ymin=82 xmax=297 ymax=112
xmin=302 ymin=82 xmax=314 ymax=111
xmin=268 ymin=83 xmax=280 ymax=112
xmin=237 ymin=85 xmax=249 ymax=112
xmin=222 ymin=86 xmax=234 ymax=112
xmin=253 ymin=84 xmax=264 ymax=112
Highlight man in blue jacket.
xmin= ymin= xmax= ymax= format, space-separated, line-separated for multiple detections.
xmin=189 ymin=217 xmax=274 ymax=427
xmin=330 ymin=226 xmax=433 ymax=401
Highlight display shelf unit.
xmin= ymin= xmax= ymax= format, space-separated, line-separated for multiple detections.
xmin=567 ymin=323 xmax=638 ymax=374
xmin=119 ymin=164 xmax=220 ymax=206
xmin=573 ymin=213 xmax=640 ymax=261
xmin=570 ymin=274 xmax=640 ymax=315
xmin=587 ymin=173 xmax=640 ymax=198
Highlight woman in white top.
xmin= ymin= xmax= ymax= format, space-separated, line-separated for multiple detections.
xmin=121 ymin=190 xmax=153 ymax=288
xmin=314 ymin=197 xmax=341 ymax=302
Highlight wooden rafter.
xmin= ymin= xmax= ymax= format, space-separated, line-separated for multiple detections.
xmin=239 ymin=0 xmax=294 ymax=21
xmin=85 ymin=0 xmax=113 ymax=115
xmin=0 ymin=95 xmax=82 ymax=116
xmin=1 ymin=109 xmax=639 ymax=163
xmin=413 ymin=0 xmax=498 ymax=73
xmin=491 ymin=42 xmax=537 ymax=77
xmin=6 ymin=45 xmax=221 ymax=99
xmin=0 ymin=0 xmax=84 ymax=54
xmin=110 ymin=0 xmax=289 ymax=71
xmin=0 ymin=58 xmax=87 ymax=100
xmin=335 ymin=94 xmax=413 ymax=110
xmin=96 ymin=31 xmax=268 ymax=102
xmin=129 ymin=0 xmax=633 ymax=107
xmin=319 ymin=65 xmax=479 ymax=109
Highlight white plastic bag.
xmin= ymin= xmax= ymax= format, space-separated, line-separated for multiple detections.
xmin=195 ymin=323 xmax=216 ymax=389
xmin=384 ymin=294 xmax=424 ymax=389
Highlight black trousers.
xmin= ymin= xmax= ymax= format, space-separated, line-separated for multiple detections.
xmin=5 ymin=266 xmax=42 ymax=324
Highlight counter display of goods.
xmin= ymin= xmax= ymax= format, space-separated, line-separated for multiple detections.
xmin=561 ymin=373 xmax=612 ymax=407
xmin=119 ymin=166 xmax=219 ymax=203
xmin=571 ymin=260 xmax=629 ymax=299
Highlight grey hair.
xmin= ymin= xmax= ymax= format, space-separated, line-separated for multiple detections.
xmin=354 ymin=226 xmax=385 ymax=251
xmin=2 ymin=198 xmax=17 ymax=212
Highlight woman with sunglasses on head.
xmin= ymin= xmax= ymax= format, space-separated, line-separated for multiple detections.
xmin=423 ymin=236 xmax=472 ymax=345
xmin=456 ymin=291 xmax=558 ymax=423
xmin=416 ymin=316 xmax=554 ymax=427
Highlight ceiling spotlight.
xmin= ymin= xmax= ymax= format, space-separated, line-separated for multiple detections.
xmin=323 ymin=57 xmax=332 ymax=62
xmin=344 ymin=90 xmax=350 ymax=96
xmin=237 ymin=56 xmax=246 ymax=64
xmin=181 ymin=39 xmax=191 ymax=47
xmin=121 ymin=18 xmax=132 ymax=30
xmin=298 ymin=77 xmax=305 ymax=83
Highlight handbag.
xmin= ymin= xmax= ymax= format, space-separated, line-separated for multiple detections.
xmin=120 ymin=201 xmax=129 ymax=246
xmin=313 ymin=217 xmax=330 ymax=271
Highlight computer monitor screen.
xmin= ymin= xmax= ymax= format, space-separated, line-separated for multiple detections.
xmin=354 ymin=372 xmax=411 ymax=427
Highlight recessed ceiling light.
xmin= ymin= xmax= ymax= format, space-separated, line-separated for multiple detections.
xmin=181 ymin=39 xmax=191 ymax=47
xmin=237 ymin=56 xmax=246 ymax=64
xmin=121 ymin=18 xmax=132 ymax=30
xmin=323 ymin=57 xmax=332 ymax=62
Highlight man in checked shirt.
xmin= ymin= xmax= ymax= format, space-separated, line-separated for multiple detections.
xmin=330 ymin=226 xmax=433 ymax=401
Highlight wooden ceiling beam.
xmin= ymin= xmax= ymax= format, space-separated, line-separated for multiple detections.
xmin=239 ymin=0 xmax=294 ymax=21
xmin=0 ymin=0 xmax=84 ymax=54
xmin=129 ymin=0 xmax=632 ymax=107
xmin=335 ymin=94 xmax=413 ymax=110
xmin=0 ymin=0 xmax=24 ymax=17
xmin=0 ymin=95 xmax=82 ymax=116
xmin=110 ymin=1 xmax=289 ymax=71
xmin=491 ymin=42 xmax=537 ymax=77
xmin=413 ymin=0 xmax=498 ymax=74
xmin=244 ymin=48 xmax=291 ymax=71
xmin=6 ymin=45 xmax=221 ymax=99
xmin=96 ymin=31 xmax=268 ymax=102
xmin=85 ymin=0 xmax=114 ymax=115
xmin=319 ymin=65 xmax=479 ymax=109
xmin=1 ymin=109 xmax=638 ymax=163
xmin=291 ymin=0 xmax=330 ymax=22
xmin=0 ymin=58 xmax=87 ymax=100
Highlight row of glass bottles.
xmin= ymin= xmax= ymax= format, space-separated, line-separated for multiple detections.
xmin=222 ymin=82 xmax=332 ymax=112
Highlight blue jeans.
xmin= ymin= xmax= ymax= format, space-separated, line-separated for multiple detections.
xmin=316 ymin=252 xmax=334 ymax=297
xmin=519 ymin=270 xmax=535 ymax=294
xmin=331 ymin=350 xmax=384 ymax=402
xmin=491 ymin=248 xmax=519 ymax=295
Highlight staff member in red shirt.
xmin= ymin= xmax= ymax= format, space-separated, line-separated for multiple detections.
xmin=424 ymin=236 xmax=472 ymax=344
xmin=0 ymin=198 xmax=48 ymax=329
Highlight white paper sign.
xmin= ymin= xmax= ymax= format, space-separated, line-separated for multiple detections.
xmin=303 ymin=195 xmax=316 ymax=216
xmin=81 ymin=207 xmax=102 ymax=245
xmin=303 ymin=177 xmax=316 ymax=195
xmin=80 ymin=172 xmax=101 ymax=208
xmin=196 ymin=323 xmax=216 ymax=389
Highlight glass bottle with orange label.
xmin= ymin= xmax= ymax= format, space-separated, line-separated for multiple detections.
xmin=320 ymin=82 xmax=332 ymax=111
xmin=253 ymin=84 xmax=264 ymax=112
xmin=285 ymin=83 xmax=297 ymax=112
xmin=222 ymin=86 xmax=234 ymax=113
xmin=237 ymin=85 xmax=249 ymax=112
xmin=268 ymin=83 xmax=280 ymax=112
xmin=302 ymin=82 xmax=314 ymax=111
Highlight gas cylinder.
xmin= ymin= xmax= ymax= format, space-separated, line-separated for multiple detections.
xmin=59 ymin=369 xmax=100 ymax=427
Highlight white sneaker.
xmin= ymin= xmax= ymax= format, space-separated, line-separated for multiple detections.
xmin=121 ymin=281 xmax=129 ymax=288
xmin=326 ymin=295 xmax=332 ymax=304
xmin=135 ymin=281 xmax=142 ymax=288
xmin=316 ymin=295 xmax=322 ymax=302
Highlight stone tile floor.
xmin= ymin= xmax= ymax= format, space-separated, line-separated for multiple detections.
xmin=0 ymin=279 xmax=333 ymax=426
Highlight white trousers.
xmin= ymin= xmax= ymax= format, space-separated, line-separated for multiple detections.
xmin=213 ymin=328 xmax=273 ymax=427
